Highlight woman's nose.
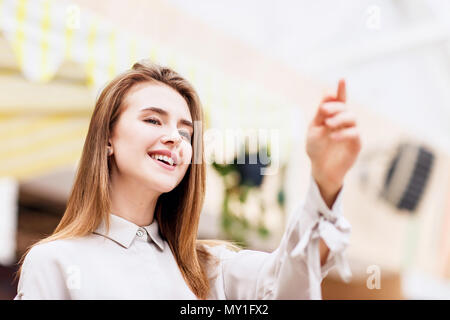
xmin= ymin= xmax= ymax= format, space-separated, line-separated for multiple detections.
xmin=161 ymin=129 xmax=182 ymax=146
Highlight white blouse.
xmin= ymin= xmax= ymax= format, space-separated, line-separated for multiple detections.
xmin=14 ymin=174 xmax=352 ymax=300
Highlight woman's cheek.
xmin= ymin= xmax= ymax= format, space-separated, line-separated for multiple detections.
xmin=185 ymin=144 xmax=193 ymax=165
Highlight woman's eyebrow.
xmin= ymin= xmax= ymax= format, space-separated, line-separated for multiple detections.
xmin=139 ymin=106 xmax=193 ymax=129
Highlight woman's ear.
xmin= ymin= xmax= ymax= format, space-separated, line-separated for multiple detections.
xmin=107 ymin=139 xmax=113 ymax=156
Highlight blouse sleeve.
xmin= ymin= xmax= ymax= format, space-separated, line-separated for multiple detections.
xmin=212 ymin=173 xmax=352 ymax=300
xmin=14 ymin=244 xmax=70 ymax=300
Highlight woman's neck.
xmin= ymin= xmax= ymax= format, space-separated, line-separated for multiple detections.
xmin=109 ymin=174 xmax=160 ymax=227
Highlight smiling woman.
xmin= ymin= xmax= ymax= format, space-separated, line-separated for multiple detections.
xmin=14 ymin=60 xmax=224 ymax=299
xmin=13 ymin=60 xmax=359 ymax=300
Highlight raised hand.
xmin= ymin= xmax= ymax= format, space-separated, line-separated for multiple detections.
xmin=306 ymin=79 xmax=362 ymax=206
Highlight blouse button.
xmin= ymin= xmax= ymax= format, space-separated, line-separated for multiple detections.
xmin=136 ymin=229 xmax=145 ymax=237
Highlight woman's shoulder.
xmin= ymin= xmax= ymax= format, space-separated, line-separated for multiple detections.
xmin=23 ymin=235 xmax=97 ymax=264
xmin=197 ymin=239 xmax=242 ymax=260
xmin=19 ymin=240 xmax=65 ymax=274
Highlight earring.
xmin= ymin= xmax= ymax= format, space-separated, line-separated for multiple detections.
xmin=107 ymin=146 xmax=113 ymax=156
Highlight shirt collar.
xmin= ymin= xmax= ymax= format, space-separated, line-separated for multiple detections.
xmin=143 ymin=218 xmax=166 ymax=251
xmin=93 ymin=214 xmax=165 ymax=251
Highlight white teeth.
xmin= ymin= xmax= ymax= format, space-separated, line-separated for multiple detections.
xmin=149 ymin=153 xmax=175 ymax=166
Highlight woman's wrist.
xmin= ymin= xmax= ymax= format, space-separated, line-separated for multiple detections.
xmin=311 ymin=168 xmax=343 ymax=209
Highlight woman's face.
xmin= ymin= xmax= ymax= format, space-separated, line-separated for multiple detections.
xmin=109 ymin=82 xmax=194 ymax=194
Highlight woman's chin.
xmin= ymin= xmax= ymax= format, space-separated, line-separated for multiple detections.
xmin=146 ymin=179 xmax=177 ymax=194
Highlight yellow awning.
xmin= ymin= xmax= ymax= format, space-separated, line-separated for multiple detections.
xmin=0 ymin=0 xmax=296 ymax=180
xmin=0 ymin=113 xmax=89 ymax=179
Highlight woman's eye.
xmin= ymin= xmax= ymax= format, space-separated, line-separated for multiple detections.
xmin=145 ymin=118 xmax=160 ymax=125
xmin=180 ymin=131 xmax=192 ymax=142
xmin=144 ymin=118 xmax=191 ymax=142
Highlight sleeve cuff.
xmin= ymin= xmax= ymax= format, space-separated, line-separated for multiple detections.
xmin=305 ymin=173 xmax=344 ymax=223
xmin=290 ymin=174 xmax=352 ymax=285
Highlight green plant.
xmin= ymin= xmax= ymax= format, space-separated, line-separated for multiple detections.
xmin=211 ymin=144 xmax=286 ymax=248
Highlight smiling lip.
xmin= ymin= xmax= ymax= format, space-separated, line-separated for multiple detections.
xmin=147 ymin=149 xmax=179 ymax=165
xmin=149 ymin=154 xmax=176 ymax=171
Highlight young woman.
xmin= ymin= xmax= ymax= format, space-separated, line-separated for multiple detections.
xmin=14 ymin=61 xmax=361 ymax=300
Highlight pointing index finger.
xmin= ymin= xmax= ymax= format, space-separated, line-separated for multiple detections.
xmin=337 ymin=79 xmax=346 ymax=103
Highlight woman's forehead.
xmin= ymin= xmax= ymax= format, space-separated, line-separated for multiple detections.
xmin=124 ymin=82 xmax=191 ymax=119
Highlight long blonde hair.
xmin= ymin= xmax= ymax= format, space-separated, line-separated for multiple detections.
xmin=16 ymin=60 xmax=240 ymax=299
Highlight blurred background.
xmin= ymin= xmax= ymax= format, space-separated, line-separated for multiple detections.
xmin=1 ymin=0 xmax=449 ymax=299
